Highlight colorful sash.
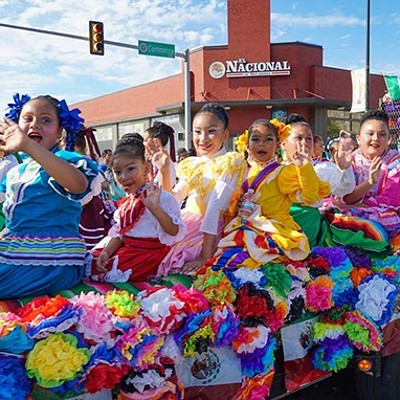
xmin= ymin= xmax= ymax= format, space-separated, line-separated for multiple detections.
xmin=241 ymin=161 xmax=280 ymax=194
xmin=117 ymin=188 xmax=146 ymax=235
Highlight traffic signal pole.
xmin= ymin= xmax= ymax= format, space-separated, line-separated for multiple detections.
xmin=0 ymin=22 xmax=192 ymax=144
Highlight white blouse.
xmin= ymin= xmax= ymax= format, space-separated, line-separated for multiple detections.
xmin=109 ymin=191 xmax=186 ymax=246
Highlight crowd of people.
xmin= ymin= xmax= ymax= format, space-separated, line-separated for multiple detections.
xmin=0 ymin=94 xmax=397 ymax=296
xmin=0 ymin=93 xmax=399 ymax=399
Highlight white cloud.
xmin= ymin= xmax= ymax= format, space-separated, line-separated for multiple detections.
xmin=271 ymin=12 xmax=364 ymax=28
xmin=0 ymin=0 xmax=226 ymax=108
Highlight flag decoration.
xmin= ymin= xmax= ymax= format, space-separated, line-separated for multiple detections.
xmin=350 ymin=68 xmax=367 ymax=113
xmin=384 ymin=75 xmax=400 ymax=100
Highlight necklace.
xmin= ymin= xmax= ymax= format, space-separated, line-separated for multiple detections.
xmin=247 ymin=156 xmax=278 ymax=168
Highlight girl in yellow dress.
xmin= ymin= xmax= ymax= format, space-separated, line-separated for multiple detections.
xmin=211 ymin=118 xmax=331 ymax=269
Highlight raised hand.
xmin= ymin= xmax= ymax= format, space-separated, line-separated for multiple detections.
xmin=145 ymin=137 xmax=162 ymax=159
xmin=0 ymin=117 xmax=29 ymax=153
xmin=368 ymin=156 xmax=383 ymax=185
xmin=336 ymin=137 xmax=354 ymax=170
xmin=292 ymin=140 xmax=311 ymax=167
xmin=151 ymin=147 xmax=171 ymax=172
xmin=141 ymin=180 xmax=161 ymax=210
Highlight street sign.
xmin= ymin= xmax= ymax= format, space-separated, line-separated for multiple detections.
xmin=138 ymin=40 xmax=175 ymax=59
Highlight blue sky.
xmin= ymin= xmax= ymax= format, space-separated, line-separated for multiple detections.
xmin=0 ymin=0 xmax=399 ymax=113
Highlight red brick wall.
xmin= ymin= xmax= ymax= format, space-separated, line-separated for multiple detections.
xmin=311 ymin=66 xmax=386 ymax=108
xmin=270 ymin=43 xmax=323 ymax=100
xmin=75 ymin=73 xmax=184 ymax=126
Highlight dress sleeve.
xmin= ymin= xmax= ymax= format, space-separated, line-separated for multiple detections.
xmin=108 ymin=208 xmax=122 ymax=239
xmin=314 ymin=162 xmax=356 ymax=197
xmin=156 ymin=191 xmax=187 ymax=245
xmin=278 ymin=163 xmax=331 ymax=205
xmin=48 ymin=150 xmax=100 ymax=203
xmin=364 ymin=157 xmax=400 ymax=207
xmin=173 ymin=157 xmax=195 ymax=203
xmin=201 ymin=152 xmax=247 ymax=235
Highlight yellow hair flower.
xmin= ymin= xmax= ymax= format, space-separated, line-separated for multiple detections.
xmin=234 ymin=130 xmax=249 ymax=154
xmin=270 ymin=118 xmax=291 ymax=142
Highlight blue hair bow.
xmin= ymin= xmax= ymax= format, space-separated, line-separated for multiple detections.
xmin=5 ymin=93 xmax=31 ymax=122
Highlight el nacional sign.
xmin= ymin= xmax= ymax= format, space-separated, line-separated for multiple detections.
xmin=209 ymin=58 xmax=291 ymax=79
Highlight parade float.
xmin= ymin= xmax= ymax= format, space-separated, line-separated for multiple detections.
xmin=0 ymin=240 xmax=400 ymax=400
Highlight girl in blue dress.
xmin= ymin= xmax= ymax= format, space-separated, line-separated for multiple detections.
xmin=0 ymin=94 xmax=99 ymax=298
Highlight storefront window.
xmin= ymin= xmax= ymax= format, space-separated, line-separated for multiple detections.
xmin=327 ymin=109 xmax=362 ymax=136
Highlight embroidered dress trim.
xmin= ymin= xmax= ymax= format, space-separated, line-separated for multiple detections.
xmin=0 ymin=234 xmax=86 ymax=266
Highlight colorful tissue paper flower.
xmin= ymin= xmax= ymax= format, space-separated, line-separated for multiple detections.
xmin=232 ymin=325 xmax=270 ymax=354
xmin=183 ymin=325 xmax=215 ymax=357
xmin=344 ymin=310 xmax=382 ymax=352
xmin=233 ymin=369 xmax=275 ymax=400
xmin=329 ymin=257 xmax=355 ymax=307
xmin=83 ymin=343 xmax=128 ymax=393
xmin=105 ymin=290 xmax=141 ymax=319
xmin=117 ymin=322 xmax=164 ymax=370
xmin=305 ymin=275 xmax=334 ymax=313
xmin=0 ymin=312 xmax=34 ymax=354
xmin=193 ymin=268 xmax=236 ymax=305
xmin=26 ymin=332 xmax=90 ymax=388
xmin=235 ymin=283 xmax=286 ymax=332
xmin=173 ymin=310 xmax=214 ymax=357
xmin=261 ymin=263 xmax=292 ymax=299
xmin=0 ymin=354 xmax=32 ymax=400
xmin=27 ymin=304 xmax=79 ymax=339
xmin=313 ymin=321 xmax=346 ymax=342
xmin=17 ymin=295 xmax=79 ymax=339
xmin=138 ymin=287 xmax=186 ymax=335
xmin=355 ymin=274 xmax=398 ymax=326
xmin=313 ymin=246 xmax=349 ymax=266
xmin=0 ymin=324 xmax=34 ymax=354
xmin=227 ymin=266 xmax=266 ymax=290
xmin=173 ymin=285 xmax=209 ymax=314
xmin=18 ymin=295 xmax=72 ymax=323
xmin=212 ymin=304 xmax=240 ymax=347
xmin=71 ymin=292 xmax=115 ymax=343
xmin=350 ymin=266 xmax=373 ymax=287
xmin=86 ymin=363 xmax=129 ymax=394
xmin=344 ymin=247 xmax=372 ymax=269
xmin=373 ymin=256 xmax=400 ymax=284
xmin=0 ymin=311 xmax=22 ymax=336
xmin=307 ymin=255 xmax=331 ymax=277
xmin=312 ymin=335 xmax=353 ymax=372
xmin=332 ymin=286 xmax=357 ymax=309
xmin=286 ymin=295 xmax=305 ymax=324
xmin=119 ymin=360 xmax=182 ymax=399
xmin=240 ymin=334 xmax=276 ymax=377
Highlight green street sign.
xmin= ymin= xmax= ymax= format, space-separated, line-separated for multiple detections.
xmin=138 ymin=40 xmax=175 ymax=59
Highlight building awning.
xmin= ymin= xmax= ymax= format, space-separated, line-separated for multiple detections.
xmin=156 ymin=98 xmax=351 ymax=114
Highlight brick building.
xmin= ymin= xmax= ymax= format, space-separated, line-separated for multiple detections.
xmin=74 ymin=0 xmax=386 ymax=152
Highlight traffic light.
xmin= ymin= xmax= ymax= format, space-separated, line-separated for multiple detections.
xmin=89 ymin=21 xmax=104 ymax=55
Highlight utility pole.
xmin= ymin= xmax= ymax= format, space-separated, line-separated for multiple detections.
xmin=365 ymin=0 xmax=371 ymax=110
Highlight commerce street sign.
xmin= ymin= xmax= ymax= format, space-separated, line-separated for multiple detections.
xmin=138 ymin=40 xmax=175 ymax=59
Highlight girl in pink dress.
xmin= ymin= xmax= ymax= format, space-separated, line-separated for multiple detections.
xmin=332 ymin=110 xmax=400 ymax=249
